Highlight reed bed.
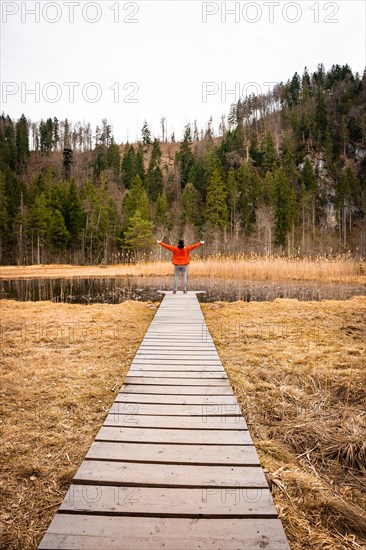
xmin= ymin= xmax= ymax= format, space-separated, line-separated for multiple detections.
xmin=1 ymin=255 xmax=365 ymax=284
xmin=202 ymin=296 xmax=366 ymax=549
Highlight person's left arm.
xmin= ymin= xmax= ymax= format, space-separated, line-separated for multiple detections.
xmin=186 ymin=241 xmax=205 ymax=251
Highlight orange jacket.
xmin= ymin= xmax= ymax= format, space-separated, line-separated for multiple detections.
xmin=159 ymin=242 xmax=202 ymax=265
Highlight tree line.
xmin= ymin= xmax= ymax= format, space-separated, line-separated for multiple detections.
xmin=0 ymin=63 xmax=365 ymax=264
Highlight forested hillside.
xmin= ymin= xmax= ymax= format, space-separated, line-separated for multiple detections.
xmin=1 ymin=63 xmax=365 ymax=265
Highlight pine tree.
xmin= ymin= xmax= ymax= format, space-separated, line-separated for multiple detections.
xmin=227 ymin=169 xmax=238 ymax=235
xmin=107 ymin=140 xmax=121 ymax=176
xmin=262 ymin=132 xmax=278 ymax=173
xmin=302 ymin=158 xmax=317 ymax=192
xmin=121 ymin=144 xmax=136 ymax=188
xmin=135 ymin=143 xmax=145 ymax=183
xmin=237 ymin=162 xmax=260 ymax=234
xmin=121 ymin=175 xmax=150 ymax=230
xmin=63 ymin=148 xmax=73 ymax=180
xmin=273 ymin=169 xmax=297 ymax=247
xmin=27 ymin=192 xmax=51 ymax=263
xmin=181 ymin=182 xmax=201 ymax=225
xmin=146 ymin=139 xmax=163 ymax=200
xmin=49 ymin=209 xmax=69 ymax=251
xmin=15 ymin=114 xmax=29 ymax=174
xmin=176 ymin=125 xmax=195 ymax=189
xmin=65 ymin=179 xmax=85 ymax=242
xmin=141 ymin=120 xmax=152 ymax=148
xmin=205 ymin=169 xmax=228 ymax=228
xmin=124 ymin=210 xmax=154 ymax=256
xmin=155 ymin=192 xmax=170 ymax=227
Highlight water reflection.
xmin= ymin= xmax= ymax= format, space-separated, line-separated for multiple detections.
xmin=0 ymin=276 xmax=365 ymax=303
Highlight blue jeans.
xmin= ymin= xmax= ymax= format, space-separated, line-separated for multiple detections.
xmin=174 ymin=265 xmax=188 ymax=290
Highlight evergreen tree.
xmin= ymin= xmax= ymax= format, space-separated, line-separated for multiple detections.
xmin=315 ymin=89 xmax=328 ymax=147
xmin=273 ymin=169 xmax=297 ymax=247
xmin=27 ymin=192 xmax=51 ymax=263
xmin=15 ymin=114 xmax=29 ymax=174
xmin=141 ymin=120 xmax=152 ymax=148
xmin=181 ymin=182 xmax=201 ymax=225
xmin=135 ymin=143 xmax=145 ymax=183
xmin=107 ymin=140 xmax=121 ymax=176
xmin=176 ymin=125 xmax=195 ymax=189
xmin=227 ymin=169 xmax=238 ymax=235
xmin=124 ymin=210 xmax=154 ymax=255
xmin=155 ymin=192 xmax=170 ymax=227
xmin=121 ymin=175 xmax=150 ymax=230
xmin=237 ymin=162 xmax=260 ymax=234
xmin=63 ymin=148 xmax=73 ymax=180
xmin=65 ymin=179 xmax=85 ymax=242
xmin=302 ymin=158 xmax=317 ymax=192
xmin=121 ymin=144 xmax=136 ymax=188
xmin=146 ymin=139 xmax=163 ymax=200
xmin=262 ymin=132 xmax=278 ymax=173
xmin=205 ymin=169 xmax=228 ymax=228
xmin=49 ymin=209 xmax=69 ymax=250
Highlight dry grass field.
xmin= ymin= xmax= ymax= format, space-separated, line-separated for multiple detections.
xmin=0 ymin=300 xmax=157 ymax=549
xmin=1 ymin=295 xmax=365 ymax=549
xmin=1 ymin=255 xmax=365 ymax=285
xmin=202 ymin=297 xmax=366 ymax=549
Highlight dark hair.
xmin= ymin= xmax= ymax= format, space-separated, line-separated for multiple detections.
xmin=178 ymin=239 xmax=185 ymax=249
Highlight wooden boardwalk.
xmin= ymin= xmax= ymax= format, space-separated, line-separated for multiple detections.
xmin=39 ymin=291 xmax=290 ymax=549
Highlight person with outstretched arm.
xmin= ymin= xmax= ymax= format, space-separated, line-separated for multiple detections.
xmin=157 ymin=239 xmax=205 ymax=293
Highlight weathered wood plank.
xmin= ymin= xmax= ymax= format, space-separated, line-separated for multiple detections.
xmin=126 ymin=372 xmax=227 ymax=379
xmin=103 ymin=414 xmax=247 ymax=430
xmin=108 ymin=403 xmax=241 ymax=417
xmin=124 ymin=377 xmax=230 ymax=386
xmin=73 ymin=461 xmax=268 ymax=488
xmin=38 ymin=516 xmax=290 ymax=550
xmin=86 ymin=441 xmax=259 ymax=465
xmin=114 ymin=394 xmax=239 ymax=405
xmin=96 ymin=427 xmax=251 ymax=445
xmin=61 ymin=484 xmax=275 ymax=516
xmin=129 ymin=365 xmax=225 ymax=372
xmin=120 ymin=384 xmax=234 ymax=395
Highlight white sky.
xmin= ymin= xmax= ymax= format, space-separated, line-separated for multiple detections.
xmin=1 ymin=0 xmax=365 ymax=143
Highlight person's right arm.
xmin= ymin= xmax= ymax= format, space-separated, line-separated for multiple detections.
xmin=157 ymin=240 xmax=175 ymax=251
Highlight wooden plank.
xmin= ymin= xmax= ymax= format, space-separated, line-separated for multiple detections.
xmin=135 ymin=356 xmax=220 ymax=361
xmin=120 ymin=384 xmax=234 ymax=395
xmin=86 ymin=442 xmax=259 ymax=465
xmin=128 ymin=365 xmax=225 ymax=372
xmin=103 ymin=414 xmax=247 ymax=430
xmin=108 ymin=403 xmax=241 ymax=417
xmin=126 ymin=372 xmax=227 ymax=379
xmin=38 ymin=516 xmax=290 ymax=550
xmin=39 ymin=516 xmax=289 ymax=550
xmin=73 ymin=461 xmax=268 ymax=488
xmin=61 ymin=484 xmax=276 ymax=516
xmin=114 ymin=394 xmax=239 ymax=405
xmin=124 ymin=377 xmax=230 ymax=386
xmin=96 ymin=427 xmax=251 ymax=445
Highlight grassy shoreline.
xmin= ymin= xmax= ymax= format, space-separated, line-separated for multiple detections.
xmin=1 ymin=256 xmax=366 ymax=285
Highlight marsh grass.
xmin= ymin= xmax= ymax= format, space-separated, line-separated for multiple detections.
xmin=202 ymin=297 xmax=366 ymax=549
xmin=0 ymin=300 xmax=156 ymax=549
xmin=1 ymin=255 xmax=365 ymax=285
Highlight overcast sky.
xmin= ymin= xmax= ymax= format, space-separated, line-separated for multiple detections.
xmin=1 ymin=0 xmax=365 ymax=143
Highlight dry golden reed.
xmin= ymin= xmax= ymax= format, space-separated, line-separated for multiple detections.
xmin=202 ymin=297 xmax=366 ymax=549
xmin=1 ymin=255 xmax=365 ymax=285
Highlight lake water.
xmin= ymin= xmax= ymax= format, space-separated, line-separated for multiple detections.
xmin=1 ymin=276 xmax=365 ymax=303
